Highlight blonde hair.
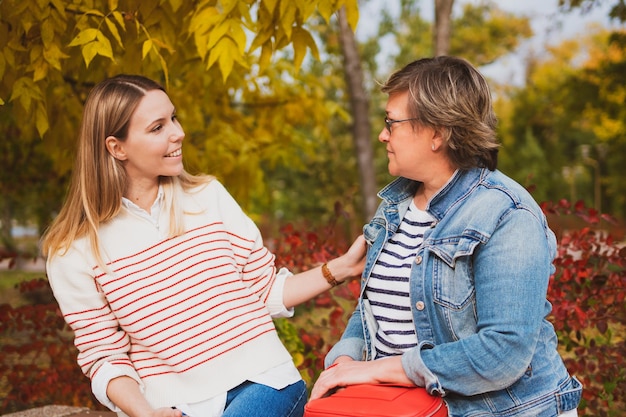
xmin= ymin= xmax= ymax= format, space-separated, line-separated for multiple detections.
xmin=382 ymin=56 xmax=499 ymax=170
xmin=41 ymin=75 xmax=211 ymax=266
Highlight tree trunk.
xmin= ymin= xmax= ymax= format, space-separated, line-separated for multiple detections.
xmin=337 ymin=7 xmax=378 ymax=221
xmin=434 ymin=0 xmax=454 ymax=56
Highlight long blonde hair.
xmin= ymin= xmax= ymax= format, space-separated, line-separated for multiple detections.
xmin=41 ymin=75 xmax=211 ymax=266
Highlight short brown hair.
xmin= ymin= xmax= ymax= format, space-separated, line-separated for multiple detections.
xmin=382 ymin=56 xmax=499 ymax=170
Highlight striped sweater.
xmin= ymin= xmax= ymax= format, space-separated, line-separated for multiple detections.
xmin=46 ymin=180 xmax=294 ymax=409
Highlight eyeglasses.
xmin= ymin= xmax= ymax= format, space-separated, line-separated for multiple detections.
xmin=384 ymin=117 xmax=418 ymax=133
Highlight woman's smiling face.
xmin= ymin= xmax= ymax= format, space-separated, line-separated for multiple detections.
xmin=117 ymin=89 xmax=185 ymax=183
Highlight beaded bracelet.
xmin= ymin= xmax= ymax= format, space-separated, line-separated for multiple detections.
xmin=321 ymin=262 xmax=341 ymax=287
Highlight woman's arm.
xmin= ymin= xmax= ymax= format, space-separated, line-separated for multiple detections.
xmin=310 ymin=356 xmax=414 ymax=400
xmin=107 ymin=377 xmax=182 ymax=417
xmin=282 ymin=235 xmax=366 ymax=308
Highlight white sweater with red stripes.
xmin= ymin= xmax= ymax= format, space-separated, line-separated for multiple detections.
xmin=46 ymin=179 xmax=295 ymax=410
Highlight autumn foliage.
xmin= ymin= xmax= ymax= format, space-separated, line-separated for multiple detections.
xmin=1 ymin=202 xmax=625 ymax=416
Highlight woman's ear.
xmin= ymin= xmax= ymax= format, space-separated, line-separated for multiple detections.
xmin=105 ymin=136 xmax=127 ymax=161
xmin=431 ymin=127 xmax=449 ymax=152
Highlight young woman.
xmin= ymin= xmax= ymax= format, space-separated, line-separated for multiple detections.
xmin=310 ymin=56 xmax=582 ymax=417
xmin=41 ymin=74 xmax=365 ymax=417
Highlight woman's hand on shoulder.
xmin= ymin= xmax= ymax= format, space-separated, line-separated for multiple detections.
xmin=335 ymin=235 xmax=367 ymax=283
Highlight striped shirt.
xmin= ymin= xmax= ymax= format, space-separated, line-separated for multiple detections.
xmin=46 ymin=180 xmax=296 ymax=410
xmin=365 ymin=201 xmax=434 ymax=358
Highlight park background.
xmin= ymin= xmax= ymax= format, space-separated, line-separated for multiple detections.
xmin=0 ymin=0 xmax=625 ymax=416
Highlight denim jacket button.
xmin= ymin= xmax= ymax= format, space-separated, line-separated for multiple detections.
xmin=415 ymin=255 xmax=423 ymax=264
xmin=415 ymin=301 xmax=425 ymax=310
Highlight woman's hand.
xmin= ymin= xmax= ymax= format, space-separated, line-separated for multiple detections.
xmin=309 ymin=356 xmax=414 ymax=401
xmin=282 ymin=235 xmax=367 ymax=308
xmin=152 ymin=407 xmax=186 ymax=417
xmin=330 ymin=234 xmax=367 ymax=284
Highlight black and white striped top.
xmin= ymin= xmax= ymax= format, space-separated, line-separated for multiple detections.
xmin=365 ymin=201 xmax=434 ymax=358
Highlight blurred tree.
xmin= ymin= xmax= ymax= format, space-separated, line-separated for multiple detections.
xmin=434 ymin=0 xmax=454 ymax=56
xmin=499 ymin=27 xmax=626 ymax=218
xmin=0 ymin=0 xmax=358 ymax=242
xmin=558 ymin=0 xmax=626 ymax=22
xmin=383 ymin=1 xmax=532 ymax=70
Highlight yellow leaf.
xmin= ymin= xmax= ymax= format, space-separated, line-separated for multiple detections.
xmin=228 ymin=19 xmax=247 ymax=55
xmin=292 ymin=352 xmax=304 ymax=367
xmin=36 ymin=102 xmax=49 ymax=137
xmin=168 ymin=0 xmax=183 ymax=12
xmin=105 ymin=17 xmax=124 ymax=48
xmin=142 ymin=39 xmax=153 ymax=59
xmin=85 ymin=9 xmax=105 ymax=17
xmin=0 ymin=53 xmax=5 ymax=79
xmin=41 ymin=19 xmax=55 ymax=47
xmin=208 ymin=37 xmax=237 ymax=81
xmin=50 ymin=0 xmax=66 ymax=20
xmin=30 ymin=45 xmax=43 ymax=63
xmin=220 ymin=0 xmax=238 ymax=14
xmin=95 ymin=32 xmax=114 ymax=59
xmin=33 ymin=57 xmax=48 ymax=82
xmin=207 ymin=21 xmax=230 ymax=50
xmin=68 ymin=28 xmax=99 ymax=47
xmin=292 ymin=26 xmax=318 ymax=66
xmin=317 ymin=0 xmax=333 ymax=22
xmin=151 ymin=38 xmax=175 ymax=54
xmin=258 ymin=41 xmax=272 ymax=71
xmin=279 ymin=1 xmax=296 ymax=38
xmin=250 ymin=27 xmax=273 ymax=51
xmin=189 ymin=6 xmax=220 ymax=34
xmin=9 ymin=77 xmax=39 ymax=111
xmin=262 ymin=0 xmax=278 ymax=15
xmin=344 ymin=0 xmax=360 ymax=32
xmin=108 ymin=0 xmax=119 ymax=11
xmin=81 ymin=41 xmax=99 ymax=67
xmin=112 ymin=11 xmax=125 ymax=28
xmin=0 ymin=97 xmax=4 ymax=105
xmin=158 ymin=53 xmax=170 ymax=89
xmin=44 ymin=43 xmax=70 ymax=71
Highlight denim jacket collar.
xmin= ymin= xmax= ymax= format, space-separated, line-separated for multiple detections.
xmin=378 ymin=168 xmax=486 ymax=221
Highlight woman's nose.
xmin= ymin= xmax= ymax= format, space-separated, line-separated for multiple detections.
xmin=378 ymin=127 xmax=389 ymax=143
xmin=172 ymin=125 xmax=185 ymax=142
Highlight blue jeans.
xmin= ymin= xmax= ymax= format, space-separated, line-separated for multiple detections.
xmin=222 ymin=380 xmax=307 ymax=417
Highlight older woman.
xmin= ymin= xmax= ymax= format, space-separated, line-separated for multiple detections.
xmin=310 ymin=56 xmax=581 ymax=417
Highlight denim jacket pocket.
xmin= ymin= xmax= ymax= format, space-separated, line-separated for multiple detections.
xmin=428 ymin=237 xmax=480 ymax=340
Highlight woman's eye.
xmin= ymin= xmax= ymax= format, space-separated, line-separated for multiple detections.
xmin=152 ymin=124 xmax=163 ymax=132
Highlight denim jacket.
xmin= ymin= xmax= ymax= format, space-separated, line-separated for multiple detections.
xmin=326 ymin=168 xmax=582 ymax=417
